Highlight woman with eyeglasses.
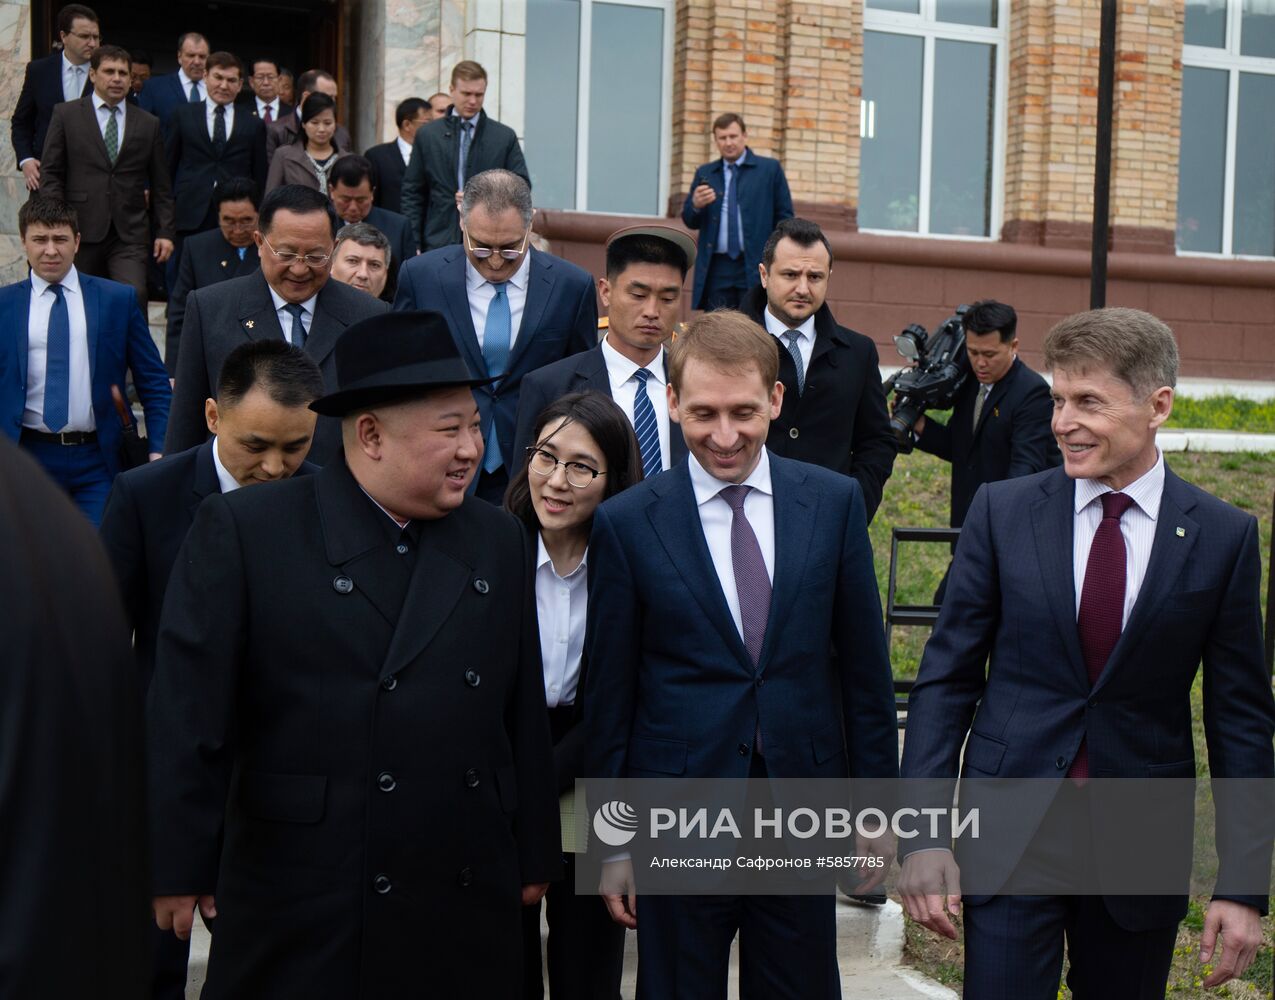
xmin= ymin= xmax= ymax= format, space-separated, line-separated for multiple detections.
xmin=265 ymin=93 xmax=351 ymax=195
xmin=504 ymin=391 xmax=643 ymax=1000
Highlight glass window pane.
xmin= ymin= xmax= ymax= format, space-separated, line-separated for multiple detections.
xmin=1241 ymin=0 xmax=1275 ymax=56
xmin=1232 ymin=72 xmax=1275 ymax=255
xmin=859 ymin=31 xmax=923 ymax=232
xmin=587 ymin=3 xmax=663 ymax=214
xmin=929 ymin=39 xmax=994 ymax=236
xmin=1176 ymin=66 xmax=1229 ymax=253
xmin=1185 ymin=0 xmax=1227 ymax=47
xmin=867 ymin=0 xmax=920 ymax=13
xmin=524 ymin=0 xmax=580 ymax=210
xmin=936 ymin=0 xmax=996 ymax=28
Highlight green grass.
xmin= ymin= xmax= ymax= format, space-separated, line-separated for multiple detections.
xmin=1167 ymin=396 xmax=1275 ymax=434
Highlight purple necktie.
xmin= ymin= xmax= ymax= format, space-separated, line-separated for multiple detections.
xmin=1068 ymin=491 xmax=1135 ymax=780
xmin=719 ymin=485 xmax=770 ymax=666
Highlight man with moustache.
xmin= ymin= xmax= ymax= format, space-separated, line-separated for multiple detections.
xmin=148 ymin=311 xmax=561 ymax=998
xmin=330 ymin=223 xmax=392 ymax=300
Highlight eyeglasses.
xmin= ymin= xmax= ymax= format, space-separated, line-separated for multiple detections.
xmin=261 ymin=234 xmax=332 ymax=268
xmin=67 ymin=30 xmax=100 ymax=41
xmin=526 ymin=447 xmax=604 ymax=488
xmin=221 ymin=218 xmax=257 ymax=230
xmin=464 ymin=226 xmax=530 ymax=261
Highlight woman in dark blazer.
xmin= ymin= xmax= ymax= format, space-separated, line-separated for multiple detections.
xmin=505 ymin=391 xmax=643 ymax=1000
xmin=264 ymin=92 xmax=351 ymax=194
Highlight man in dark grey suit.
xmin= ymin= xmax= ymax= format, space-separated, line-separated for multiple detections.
xmin=394 ymin=169 xmax=595 ymax=502
xmin=514 ymin=225 xmax=694 ymax=474
xmin=166 ymin=184 xmax=388 ymax=464
xmin=364 ymin=96 xmax=431 ymax=215
xmin=400 ymin=61 xmax=529 ymax=252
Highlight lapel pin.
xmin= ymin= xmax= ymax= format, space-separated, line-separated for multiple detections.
xmin=220 ymin=260 xmax=227 ymax=268
xmin=1176 ymin=526 xmax=1186 ymax=537
xmin=993 ymin=407 xmax=999 ymax=418
xmin=245 ymin=319 xmax=255 ymax=329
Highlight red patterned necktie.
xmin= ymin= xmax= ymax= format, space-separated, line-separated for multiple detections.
xmin=1068 ymin=491 xmax=1135 ymax=780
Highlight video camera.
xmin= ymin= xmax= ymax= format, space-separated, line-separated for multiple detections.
xmin=883 ymin=305 xmax=972 ymax=453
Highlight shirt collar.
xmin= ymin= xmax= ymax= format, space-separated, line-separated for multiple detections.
xmin=178 ymin=68 xmax=197 ymax=90
xmin=600 ymin=335 xmax=666 ymax=389
xmin=451 ymin=109 xmax=479 ymax=126
xmin=762 ymin=306 xmax=815 ymax=344
xmin=536 ymin=533 xmax=589 ymax=580
xmin=358 ymin=484 xmax=411 ymax=530
xmin=92 ymin=90 xmax=121 ymax=113
xmin=464 ymin=250 xmax=531 ymax=294
xmin=31 ymin=265 xmax=81 ymax=296
xmin=211 ymin=436 xmax=242 ymax=493
xmin=396 ymin=135 xmax=413 ymax=157
xmin=1073 ymin=449 xmax=1165 ymax=520
xmin=267 ymin=285 xmax=319 ymax=316
xmin=688 ymin=447 xmax=773 ymax=508
xmin=256 ymin=96 xmax=274 ymax=113
xmin=63 ymin=53 xmax=84 ymax=77
xmin=725 ymin=149 xmax=748 ymax=169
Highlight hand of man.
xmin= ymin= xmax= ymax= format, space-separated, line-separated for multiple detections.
xmin=521 ymin=882 xmax=550 ymax=906
xmin=149 ymin=452 xmax=163 ymax=462
xmin=691 ymin=183 xmax=716 ymax=210
xmin=153 ymin=894 xmax=216 ymax=940
xmin=913 ymin=414 xmax=926 ymax=435
xmin=599 ymin=858 xmax=637 ymax=929
xmin=898 ymin=849 xmax=962 ymax=940
xmin=21 ymin=159 xmax=41 ymax=191
xmin=851 ymin=829 xmax=897 ymax=895
xmin=154 ymin=238 xmax=174 ymax=263
xmin=1200 ymin=899 xmax=1264 ymax=987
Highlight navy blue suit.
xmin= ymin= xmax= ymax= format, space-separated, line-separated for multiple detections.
xmin=393 ymin=246 xmax=596 ymax=494
xmin=901 ymin=466 xmax=1275 ymax=996
xmin=137 ymin=72 xmax=196 ymax=138
xmin=11 ymin=52 xmax=92 ymax=166
xmin=680 ymin=148 xmax=793 ymax=310
xmin=0 ymin=273 xmax=171 ymax=522
xmin=584 ymin=453 xmax=898 ymax=997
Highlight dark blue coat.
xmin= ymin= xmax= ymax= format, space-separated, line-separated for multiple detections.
xmin=137 ymin=71 xmax=195 ymax=138
xmin=11 ymin=51 xmax=91 ymax=164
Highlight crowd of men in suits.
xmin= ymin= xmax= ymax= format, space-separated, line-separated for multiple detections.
xmin=4 ymin=4 xmax=1274 ymax=1000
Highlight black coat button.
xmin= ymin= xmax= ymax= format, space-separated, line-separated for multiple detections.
xmin=373 ymin=874 xmax=392 ymax=894
xmin=465 ymin=768 xmax=480 ymax=788
xmin=738 ymin=743 xmax=750 ymax=756
xmin=1088 ymin=699 xmax=1098 ymax=709
xmin=788 ymin=427 xmax=799 ymax=439
xmin=458 ymin=867 xmax=474 ymax=887
xmin=464 ymin=669 xmax=481 ymax=687
xmin=396 ymin=543 xmax=408 ymax=555
xmin=1055 ymin=756 xmax=1067 ymax=769
xmin=755 ymin=677 xmax=764 ymax=687
xmin=333 ymin=575 xmax=354 ymax=594
xmin=378 ymin=771 xmax=396 ymax=792
xmin=473 ymin=578 xmax=489 ymax=594
xmin=381 ymin=674 xmax=398 ymax=691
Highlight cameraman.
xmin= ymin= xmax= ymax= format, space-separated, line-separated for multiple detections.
xmin=914 ymin=300 xmax=1059 ymax=534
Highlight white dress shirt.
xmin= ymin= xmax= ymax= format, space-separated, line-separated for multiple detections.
xmin=92 ymin=91 xmax=126 ymax=148
xmin=206 ymin=99 xmax=234 ymax=142
xmin=24 ymin=267 xmax=94 ymax=432
xmin=63 ymin=53 xmax=88 ymax=102
xmin=536 ymin=535 xmax=588 ymax=708
xmin=178 ymin=68 xmax=206 ymax=104
xmin=396 ymin=136 xmax=413 ymax=166
xmin=212 ymin=437 xmax=242 ymax=493
xmin=254 ymin=96 xmax=280 ymax=121
xmin=688 ymin=448 xmax=775 ymax=640
xmin=715 ymin=149 xmax=748 ymax=255
xmin=267 ymin=286 xmax=318 ymax=345
xmin=600 ymin=336 xmax=672 ymax=472
xmin=1072 ymin=451 xmax=1165 ymax=627
xmin=762 ymin=307 xmax=815 ymax=375
xmin=465 ymin=252 xmax=530 ymax=352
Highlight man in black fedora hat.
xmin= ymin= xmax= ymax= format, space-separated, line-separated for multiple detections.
xmin=147 ymin=310 xmax=562 ymax=999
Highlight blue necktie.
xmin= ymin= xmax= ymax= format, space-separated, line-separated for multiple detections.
xmin=236 ymin=247 xmax=246 ymax=260
xmin=43 ymin=283 xmax=70 ymax=432
xmin=631 ymin=368 xmax=662 ymax=478
xmin=482 ymin=283 xmax=511 ymax=473
xmin=783 ymin=331 xmax=805 ymax=395
xmin=725 ymin=162 xmax=741 ymax=259
xmin=285 ymin=302 xmax=307 ymax=347
xmin=189 ymin=81 xmax=200 ymax=102
xmin=457 ymin=120 xmax=474 ymax=191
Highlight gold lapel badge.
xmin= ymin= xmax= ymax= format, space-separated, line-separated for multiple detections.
xmin=220 ymin=259 xmax=228 ymax=268
xmin=1176 ymin=526 xmax=1186 ymax=537
xmin=245 ymin=320 xmax=255 ymax=329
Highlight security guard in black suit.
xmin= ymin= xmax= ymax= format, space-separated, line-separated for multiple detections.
xmin=148 ymin=311 xmax=561 ymax=998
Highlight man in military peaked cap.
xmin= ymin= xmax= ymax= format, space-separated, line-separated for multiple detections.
xmin=148 ymin=310 xmax=561 ymax=998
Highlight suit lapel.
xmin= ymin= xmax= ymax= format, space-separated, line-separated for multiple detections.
xmin=507 ymin=250 xmax=553 ymax=374
xmin=440 ymin=250 xmax=484 ymax=373
xmin=16 ymin=280 xmax=32 ymax=393
xmin=758 ymin=457 xmax=814 ymax=671
xmin=237 ymin=272 xmax=285 ymax=342
xmin=189 ymin=440 xmax=220 ymax=518
xmin=646 ymin=465 xmax=753 ymax=671
xmin=972 ymin=359 xmax=1019 ymax=441
xmin=78 ymin=98 xmax=113 ymax=170
xmin=305 ymin=283 xmax=347 ymax=366
xmin=1029 ymin=469 xmax=1088 ymax=689
xmin=659 ymin=351 xmax=690 ymax=463
xmin=1093 ymin=469 xmax=1198 ymax=692
xmin=81 ymin=275 xmax=101 ymax=385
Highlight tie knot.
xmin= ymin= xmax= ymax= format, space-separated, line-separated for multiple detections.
xmin=285 ymin=302 xmax=305 ymax=318
xmin=49 ymin=283 xmax=65 ymax=300
xmin=632 ymin=367 xmax=652 ymax=385
xmin=214 ymin=104 xmax=225 ymax=116
xmin=719 ymin=484 xmax=751 ymax=511
xmin=491 ymin=282 xmax=507 ymax=299
xmin=784 ymin=331 xmax=801 ymax=348
xmin=462 ymin=120 xmax=474 ymax=133
xmin=1100 ymin=492 xmax=1134 ymax=520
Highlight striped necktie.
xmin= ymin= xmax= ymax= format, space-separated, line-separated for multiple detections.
xmin=631 ymin=368 xmax=662 ymax=477
xmin=104 ymin=105 xmax=119 ymax=164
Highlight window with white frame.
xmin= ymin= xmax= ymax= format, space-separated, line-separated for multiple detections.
xmin=1178 ymin=0 xmax=1275 ymax=256
xmin=859 ymin=0 xmax=1007 ymax=238
xmin=523 ymin=0 xmax=673 ymax=216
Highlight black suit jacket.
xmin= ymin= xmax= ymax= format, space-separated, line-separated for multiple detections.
xmin=165 ymin=229 xmax=261 ymax=373
xmin=235 ymin=92 xmax=293 ymax=123
xmin=39 ymin=96 xmax=176 ymax=245
xmin=915 ymin=356 xmax=1060 ymax=528
xmin=99 ymin=440 xmax=317 ymax=686
xmin=742 ymin=287 xmax=897 ymax=522
xmin=165 ymin=270 xmax=388 ymax=463
xmin=147 ymin=459 xmax=561 ymax=997
xmin=0 ymin=438 xmax=149 ymax=999
xmin=11 ymin=51 xmax=91 ymax=164
xmin=166 ymin=101 xmax=267 ymax=232
xmin=513 ymin=344 xmax=687 ymax=468
xmin=366 ymin=140 xmax=407 ymax=214
xmin=364 ymin=205 xmax=418 ymax=272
